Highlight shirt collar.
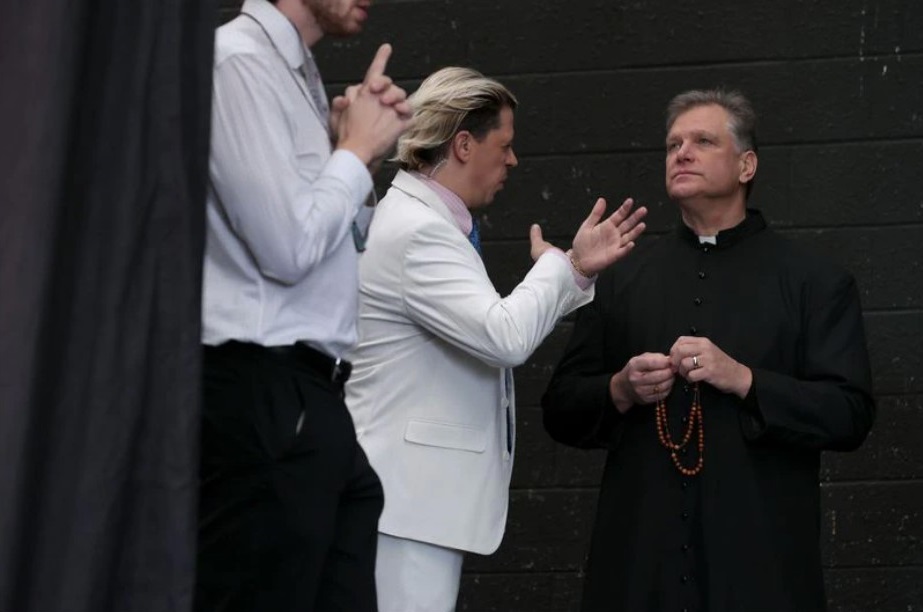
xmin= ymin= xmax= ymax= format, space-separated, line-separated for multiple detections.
xmin=241 ymin=0 xmax=305 ymax=70
xmin=677 ymin=208 xmax=767 ymax=249
xmin=410 ymin=171 xmax=474 ymax=236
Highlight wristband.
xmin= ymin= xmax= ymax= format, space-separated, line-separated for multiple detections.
xmin=569 ymin=250 xmax=590 ymax=278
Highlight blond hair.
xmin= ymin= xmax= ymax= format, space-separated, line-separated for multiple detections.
xmin=394 ymin=67 xmax=518 ymax=172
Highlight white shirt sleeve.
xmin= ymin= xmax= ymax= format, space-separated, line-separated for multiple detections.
xmin=209 ymin=52 xmax=372 ymax=285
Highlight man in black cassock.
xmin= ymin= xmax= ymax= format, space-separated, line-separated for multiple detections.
xmin=541 ymin=89 xmax=875 ymax=612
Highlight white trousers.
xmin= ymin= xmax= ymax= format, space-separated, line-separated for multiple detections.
xmin=375 ymin=533 xmax=465 ymax=612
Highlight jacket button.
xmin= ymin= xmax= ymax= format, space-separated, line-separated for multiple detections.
xmin=689 ymin=326 xmax=698 ymax=335
xmin=693 ymin=297 xmax=703 ymax=306
xmin=698 ymin=271 xmax=706 ymax=279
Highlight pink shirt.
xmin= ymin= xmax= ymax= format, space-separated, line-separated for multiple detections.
xmin=412 ymin=171 xmax=473 ymax=236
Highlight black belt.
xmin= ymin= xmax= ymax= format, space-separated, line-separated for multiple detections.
xmin=266 ymin=343 xmax=352 ymax=386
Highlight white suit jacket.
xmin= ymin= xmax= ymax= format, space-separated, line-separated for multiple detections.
xmin=345 ymin=170 xmax=593 ymax=554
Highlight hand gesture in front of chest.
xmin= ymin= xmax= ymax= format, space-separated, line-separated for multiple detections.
xmin=334 ymin=44 xmax=413 ymax=168
xmin=608 ymin=353 xmax=676 ymax=413
xmin=669 ymin=336 xmax=753 ymax=399
xmin=569 ymin=197 xmax=648 ymax=276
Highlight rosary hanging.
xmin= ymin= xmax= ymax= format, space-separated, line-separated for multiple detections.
xmin=655 ymin=383 xmax=705 ymax=476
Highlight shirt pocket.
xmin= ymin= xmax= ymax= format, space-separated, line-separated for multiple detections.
xmin=290 ymin=106 xmax=332 ymax=176
xmin=403 ymin=419 xmax=487 ymax=453
xmin=292 ymin=137 xmax=330 ymax=182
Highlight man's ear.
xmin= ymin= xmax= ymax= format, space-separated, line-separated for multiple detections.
xmin=739 ymin=150 xmax=757 ymax=184
xmin=451 ymin=131 xmax=473 ymax=163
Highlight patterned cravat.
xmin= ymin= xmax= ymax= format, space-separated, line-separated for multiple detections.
xmin=468 ymin=218 xmax=482 ymax=255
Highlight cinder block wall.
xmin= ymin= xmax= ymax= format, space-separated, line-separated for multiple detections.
xmin=218 ymin=2 xmax=923 ymax=610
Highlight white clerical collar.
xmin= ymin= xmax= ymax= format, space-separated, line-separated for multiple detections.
xmin=698 ymin=235 xmax=717 ymax=245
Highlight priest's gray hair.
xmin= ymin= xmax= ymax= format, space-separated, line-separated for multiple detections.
xmin=666 ymin=88 xmax=758 ymax=154
xmin=394 ymin=67 xmax=518 ymax=172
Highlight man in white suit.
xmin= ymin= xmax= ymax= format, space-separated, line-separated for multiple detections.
xmin=345 ymin=67 xmax=647 ymax=612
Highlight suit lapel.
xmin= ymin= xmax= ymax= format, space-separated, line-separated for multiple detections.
xmin=391 ymin=170 xmax=458 ymax=228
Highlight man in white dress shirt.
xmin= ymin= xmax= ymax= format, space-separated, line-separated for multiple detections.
xmin=345 ymin=67 xmax=648 ymax=612
xmin=197 ymin=0 xmax=410 ymax=610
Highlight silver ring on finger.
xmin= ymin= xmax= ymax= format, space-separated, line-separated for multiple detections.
xmin=692 ymin=355 xmax=699 ymax=368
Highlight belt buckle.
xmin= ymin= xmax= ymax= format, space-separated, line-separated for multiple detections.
xmin=331 ymin=357 xmax=342 ymax=383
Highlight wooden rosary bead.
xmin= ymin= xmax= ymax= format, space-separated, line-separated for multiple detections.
xmin=655 ymin=383 xmax=705 ymax=476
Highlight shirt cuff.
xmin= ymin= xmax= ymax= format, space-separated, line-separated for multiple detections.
xmin=546 ymin=248 xmax=595 ymax=290
xmin=328 ymin=149 xmax=374 ymax=211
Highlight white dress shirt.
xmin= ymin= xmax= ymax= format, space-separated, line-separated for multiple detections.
xmin=202 ymin=0 xmax=373 ymax=358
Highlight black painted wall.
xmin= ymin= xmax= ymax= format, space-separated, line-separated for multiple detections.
xmin=218 ymin=1 xmax=923 ymax=610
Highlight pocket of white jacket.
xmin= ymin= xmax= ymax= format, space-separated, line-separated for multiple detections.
xmin=404 ymin=419 xmax=487 ymax=453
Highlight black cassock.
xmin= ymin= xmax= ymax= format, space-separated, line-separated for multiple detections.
xmin=542 ymin=210 xmax=874 ymax=612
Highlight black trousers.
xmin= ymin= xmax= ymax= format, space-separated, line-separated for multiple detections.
xmin=195 ymin=341 xmax=383 ymax=612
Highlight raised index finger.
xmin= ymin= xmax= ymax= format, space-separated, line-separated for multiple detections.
xmin=364 ymin=43 xmax=393 ymax=84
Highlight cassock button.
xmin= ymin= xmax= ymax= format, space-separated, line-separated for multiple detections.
xmin=681 ymin=480 xmax=689 ymax=489
xmin=682 ymin=543 xmax=690 ymax=552
xmin=698 ymin=271 xmax=706 ymax=279
xmin=693 ymin=297 xmax=703 ymax=306
xmin=681 ymin=575 xmax=689 ymax=584
xmin=689 ymin=326 xmax=698 ymax=335
xmin=681 ymin=511 xmax=689 ymax=520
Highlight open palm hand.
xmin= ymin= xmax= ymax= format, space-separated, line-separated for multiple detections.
xmin=571 ymin=197 xmax=647 ymax=276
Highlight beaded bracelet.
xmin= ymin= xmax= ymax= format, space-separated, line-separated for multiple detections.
xmin=568 ymin=251 xmax=590 ymax=278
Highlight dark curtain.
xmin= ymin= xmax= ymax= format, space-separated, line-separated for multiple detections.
xmin=0 ymin=1 xmax=216 ymax=610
